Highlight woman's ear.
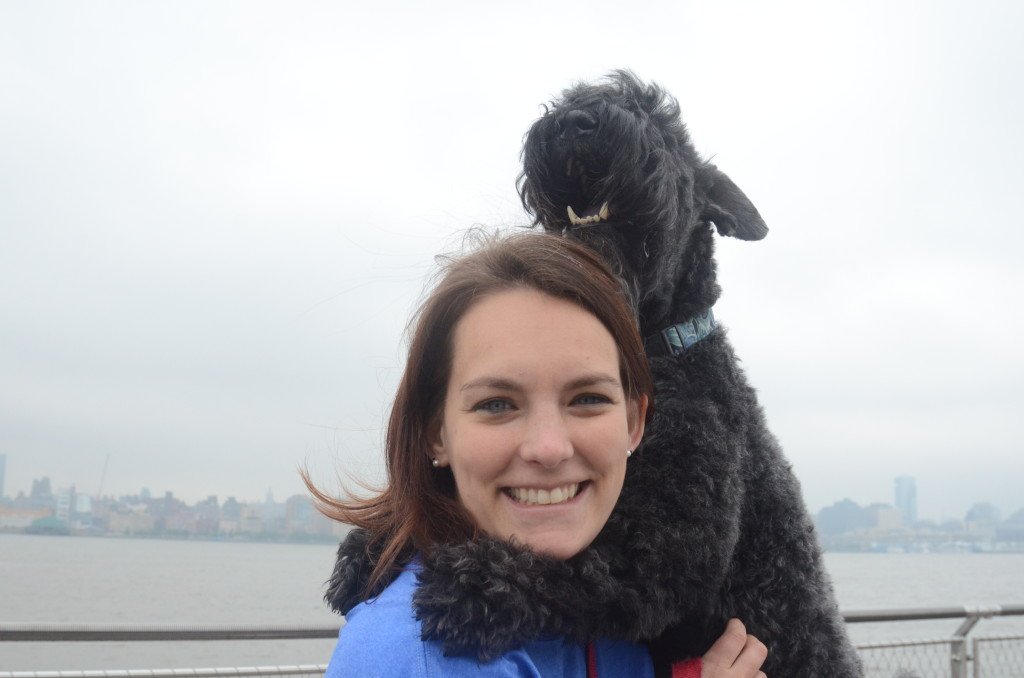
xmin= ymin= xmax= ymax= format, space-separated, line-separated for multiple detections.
xmin=429 ymin=419 xmax=449 ymax=466
xmin=627 ymin=395 xmax=648 ymax=451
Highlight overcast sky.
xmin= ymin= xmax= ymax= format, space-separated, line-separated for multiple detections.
xmin=1 ymin=1 xmax=1021 ymax=522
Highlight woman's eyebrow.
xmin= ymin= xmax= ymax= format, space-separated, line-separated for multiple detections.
xmin=460 ymin=377 xmax=521 ymax=393
xmin=459 ymin=374 xmax=620 ymax=393
xmin=564 ymin=374 xmax=621 ymax=390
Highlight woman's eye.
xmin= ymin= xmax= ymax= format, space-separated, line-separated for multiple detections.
xmin=573 ymin=393 xmax=611 ymax=406
xmin=474 ymin=399 xmax=514 ymax=413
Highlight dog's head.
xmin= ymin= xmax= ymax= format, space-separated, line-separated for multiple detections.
xmin=518 ymin=70 xmax=768 ymax=328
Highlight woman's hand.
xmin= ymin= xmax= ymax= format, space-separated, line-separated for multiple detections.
xmin=701 ymin=618 xmax=768 ymax=678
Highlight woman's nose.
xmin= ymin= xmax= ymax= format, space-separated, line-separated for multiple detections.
xmin=519 ymin=411 xmax=574 ymax=467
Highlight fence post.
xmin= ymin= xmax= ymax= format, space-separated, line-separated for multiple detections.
xmin=972 ymin=637 xmax=981 ymax=678
xmin=951 ymin=611 xmax=979 ymax=678
xmin=951 ymin=606 xmax=999 ymax=678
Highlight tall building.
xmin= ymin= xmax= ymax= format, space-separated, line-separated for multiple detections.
xmin=894 ymin=475 xmax=917 ymax=526
xmin=0 ymin=453 xmax=6 ymax=500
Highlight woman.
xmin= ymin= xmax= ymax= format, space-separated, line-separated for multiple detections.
xmin=309 ymin=232 xmax=767 ymax=677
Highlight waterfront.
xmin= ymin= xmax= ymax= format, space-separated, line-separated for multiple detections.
xmin=2 ymin=533 xmax=1023 ymax=670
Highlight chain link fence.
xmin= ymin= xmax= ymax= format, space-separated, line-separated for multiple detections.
xmin=972 ymin=634 xmax=1024 ymax=678
xmin=846 ymin=604 xmax=1024 ymax=677
xmin=4 ymin=612 xmax=1024 ymax=678
xmin=852 ymin=635 xmax=1024 ymax=677
xmin=856 ymin=637 xmax=955 ymax=677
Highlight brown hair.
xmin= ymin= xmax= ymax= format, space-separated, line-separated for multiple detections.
xmin=304 ymin=230 xmax=653 ymax=595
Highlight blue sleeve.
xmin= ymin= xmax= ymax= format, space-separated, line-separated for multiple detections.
xmin=325 ymin=621 xmax=546 ymax=678
xmin=595 ymin=638 xmax=656 ymax=678
xmin=324 ymin=621 xmax=428 ymax=678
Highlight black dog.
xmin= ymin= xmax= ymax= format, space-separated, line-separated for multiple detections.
xmin=326 ymin=71 xmax=862 ymax=677
xmin=515 ymin=70 xmax=861 ymax=676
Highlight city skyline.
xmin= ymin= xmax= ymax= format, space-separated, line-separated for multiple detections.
xmin=5 ymin=466 xmax=1023 ymax=557
xmin=2 ymin=461 xmax=1020 ymax=524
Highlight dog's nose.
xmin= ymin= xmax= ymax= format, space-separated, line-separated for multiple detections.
xmin=558 ymin=109 xmax=598 ymax=137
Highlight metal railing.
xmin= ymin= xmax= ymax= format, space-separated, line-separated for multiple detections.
xmin=0 ymin=623 xmax=339 ymax=642
xmin=844 ymin=604 xmax=1024 ymax=678
xmin=2 ymin=604 xmax=1023 ymax=678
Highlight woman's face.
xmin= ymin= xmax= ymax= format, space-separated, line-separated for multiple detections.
xmin=432 ymin=287 xmax=647 ymax=560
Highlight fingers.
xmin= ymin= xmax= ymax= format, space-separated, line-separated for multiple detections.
xmin=704 ymin=618 xmax=749 ymax=667
xmin=702 ymin=618 xmax=768 ymax=678
xmin=735 ymin=631 xmax=768 ymax=675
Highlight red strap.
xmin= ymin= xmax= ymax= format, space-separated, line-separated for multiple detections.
xmin=671 ymin=657 xmax=703 ymax=678
xmin=586 ymin=641 xmax=599 ymax=678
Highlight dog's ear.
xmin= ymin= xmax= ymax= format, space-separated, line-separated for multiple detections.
xmin=698 ymin=165 xmax=769 ymax=241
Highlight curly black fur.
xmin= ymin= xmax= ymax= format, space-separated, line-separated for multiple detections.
xmin=325 ymin=71 xmax=862 ymax=677
xmin=517 ymin=69 xmax=767 ymax=336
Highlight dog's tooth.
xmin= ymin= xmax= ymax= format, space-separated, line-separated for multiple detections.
xmin=567 ymin=205 xmax=581 ymax=225
xmin=599 ymin=202 xmax=610 ymax=220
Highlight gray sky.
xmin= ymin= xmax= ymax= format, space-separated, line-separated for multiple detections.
xmin=1 ymin=0 xmax=1021 ymax=522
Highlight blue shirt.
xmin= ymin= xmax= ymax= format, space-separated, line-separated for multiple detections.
xmin=325 ymin=564 xmax=655 ymax=677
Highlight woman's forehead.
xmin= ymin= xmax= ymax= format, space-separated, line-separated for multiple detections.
xmin=448 ymin=288 xmax=620 ymax=382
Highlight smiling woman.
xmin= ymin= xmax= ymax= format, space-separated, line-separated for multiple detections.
xmin=432 ymin=287 xmax=646 ymax=561
xmin=305 ymin=231 xmax=768 ymax=677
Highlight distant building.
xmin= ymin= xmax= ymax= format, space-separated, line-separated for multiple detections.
xmin=816 ymin=499 xmax=870 ymax=536
xmin=894 ymin=476 xmax=917 ymax=526
xmin=219 ymin=496 xmax=241 ymax=534
xmin=30 ymin=477 xmax=53 ymax=507
xmin=195 ymin=495 xmax=221 ymax=535
xmin=0 ymin=506 xmax=52 ymax=529
xmin=54 ymin=486 xmax=75 ymax=525
xmin=240 ymin=505 xmax=263 ymax=535
xmin=965 ymin=501 xmax=1000 ymax=526
xmin=866 ymin=503 xmax=902 ymax=531
xmin=107 ymin=506 xmax=156 ymax=535
xmin=285 ymin=494 xmax=315 ymax=532
xmin=996 ymin=509 xmax=1024 ymax=543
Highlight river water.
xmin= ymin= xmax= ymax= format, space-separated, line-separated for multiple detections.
xmin=2 ymin=533 xmax=1023 ymax=670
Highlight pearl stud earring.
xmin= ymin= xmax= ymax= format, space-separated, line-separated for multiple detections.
xmin=431 ymin=458 xmax=440 ymax=468
xmin=626 ymin=449 xmax=633 ymax=458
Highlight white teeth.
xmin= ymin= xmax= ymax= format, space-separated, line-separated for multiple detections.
xmin=508 ymin=483 xmax=581 ymax=506
xmin=566 ymin=202 xmax=611 ymax=227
